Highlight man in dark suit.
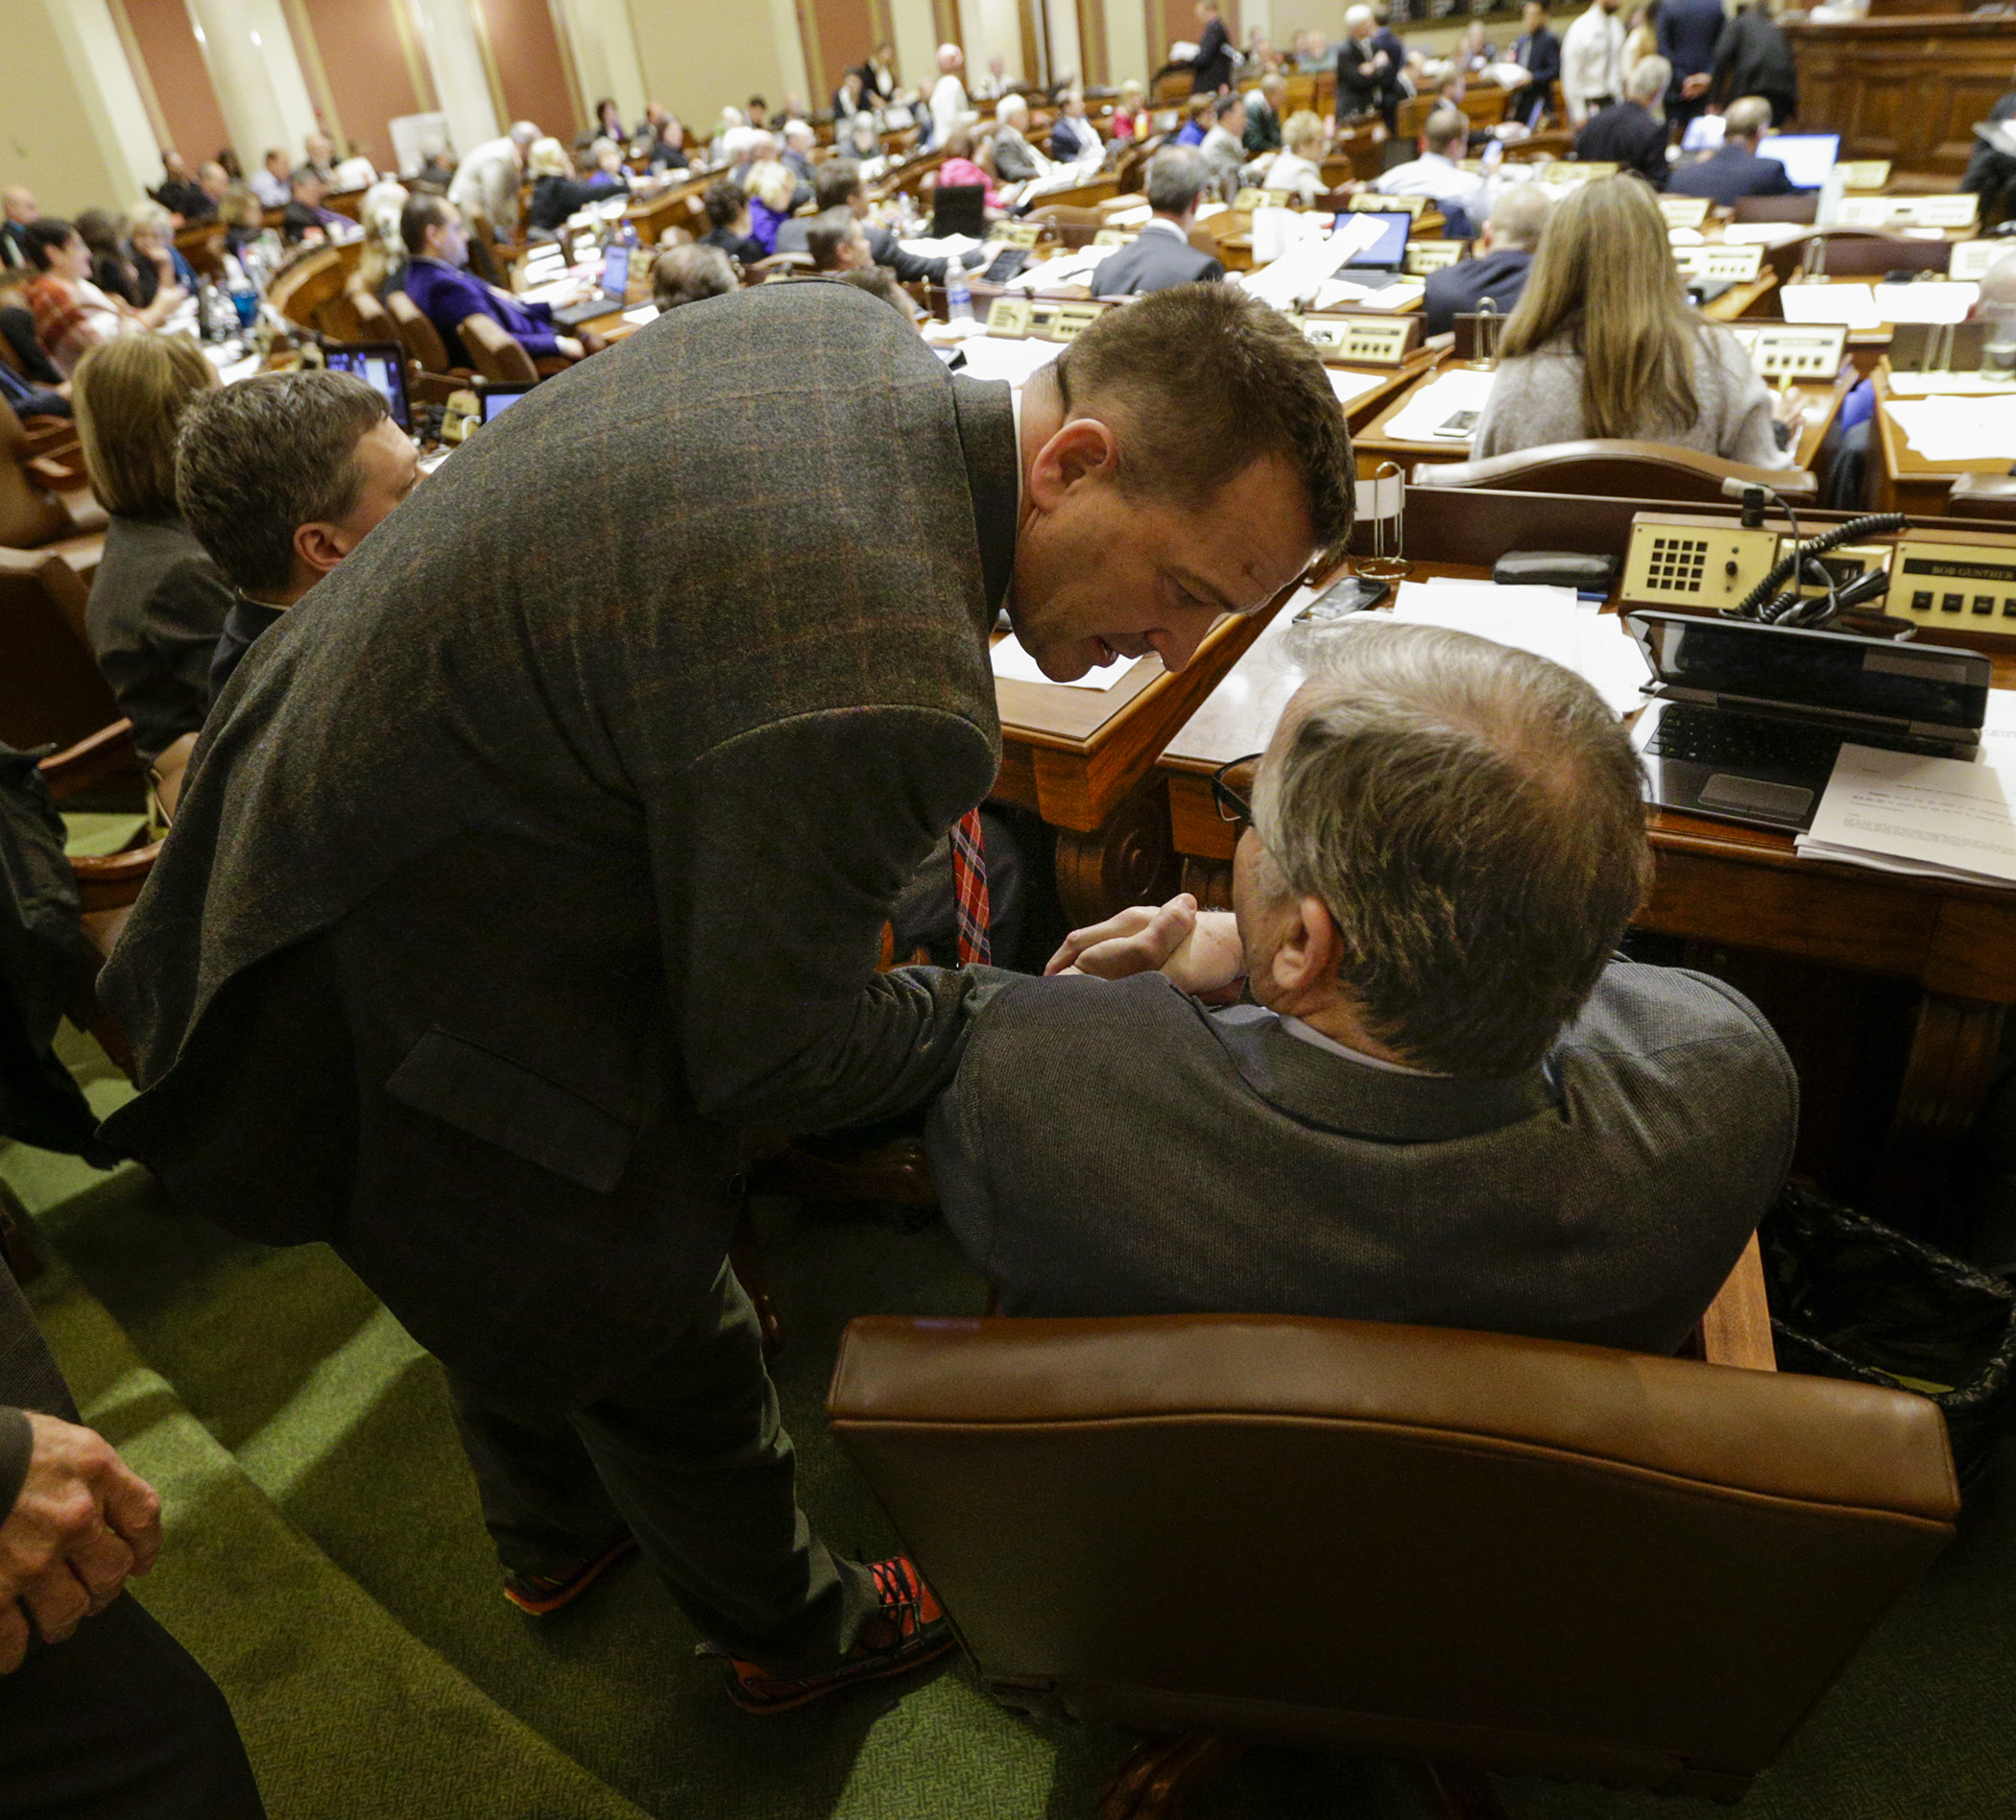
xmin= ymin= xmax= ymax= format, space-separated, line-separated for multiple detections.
xmin=1423 ymin=183 xmax=1551 ymax=336
xmin=98 ymin=282 xmax=1352 ymax=1714
xmin=1190 ymin=0 xmax=1235 ymax=91
xmin=1089 ymin=147 xmax=1225 ymax=295
xmin=0 ymin=189 xmax=35 ymax=272
xmin=1336 ymin=6 xmax=1409 ymax=131
xmin=1574 ymin=56 xmax=1671 ymax=186
xmin=1656 ymin=0 xmax=1725 ymax=135
xmin=927 ymin=620 xmax=1795 ymax=1353
xmin=1709 ymin=1 xmax=1798 ymax=125
xmin=1666 ymin=95 xmax=1794 ymax=204
xmin=1508 ymin=0 xmax=1562 ymax=128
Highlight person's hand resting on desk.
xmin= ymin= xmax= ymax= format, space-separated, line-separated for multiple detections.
xmin=0 ymin=1412 xmax=162 ymax=1671
xmin=1046 ymin=891 xmax=1249 ymax=1003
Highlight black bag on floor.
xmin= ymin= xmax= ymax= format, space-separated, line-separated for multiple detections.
xmin=1760 ymin=1184 xmax=2016 ymax=1486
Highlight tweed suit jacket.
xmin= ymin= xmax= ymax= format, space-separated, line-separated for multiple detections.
xmin=100 ymin=282 xmax=1020 ymax=1404
xmin=926 ymin=961 xmax=1797 ymax=1356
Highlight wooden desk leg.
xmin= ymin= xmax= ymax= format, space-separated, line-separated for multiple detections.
xmin=1890 ymin=992 xmax=2004 ymax=1149
xmin=1054 ymin=779 xmax=1181 ymax=927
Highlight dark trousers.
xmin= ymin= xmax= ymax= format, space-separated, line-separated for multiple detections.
xmin=447 ymin=1259 xmax=878 ymax=1670
xmin=0 ymin=1592 xmax=265 ymax=1818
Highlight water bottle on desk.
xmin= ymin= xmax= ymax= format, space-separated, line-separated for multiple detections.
xmin=947 ymin=261 xmax=973 ymax=323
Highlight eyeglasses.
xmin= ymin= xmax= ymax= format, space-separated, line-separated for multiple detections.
xmin=1211 ymin=753 xmax=1261 ymax=826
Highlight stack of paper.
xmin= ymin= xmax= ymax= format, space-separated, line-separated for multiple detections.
xmin=1238 ymin=215 xmax=1388 ymax=309
xmin=1380 ymin=367 xmax=1500 ymax=443
xmin=1310 ymin=275 xmax=1426 ymax=314
xmin=1387 ymin=580 xmax=1649 ymax=715
xmin=1798 ymin=744 xmax=2016 ymax=885
xmin=956 ymin=335 xmax=1063 ymax=388
xmin=1327 ymin=368 xmax=1388 ymax=408
xmin=1780 ymin=284 xmax=1882 ymax=328
xmin=1003 ymin=249 xmax=1105 ymax=291
xmin=1883 ymin=395 xmax=2016 ymax=463
xmin=1871 ymin=282 xmax=1979 ymax=325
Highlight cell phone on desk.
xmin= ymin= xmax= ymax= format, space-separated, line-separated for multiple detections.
xmin=1294 ymin=573 xmax=1390 ymax=623
xmin=982 ymin=247 xmax=1031 ymax=284
xmin=1434 ymin=409 xmax=1479 ymax=440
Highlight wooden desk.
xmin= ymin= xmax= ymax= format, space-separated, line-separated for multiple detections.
xmin=1154 ymin=487 xmax=2016 ymax=1225
xmin=1870 ymin=372 xmax=2013 ymax=515
xmin=1788 ymin=13 xmax=2016 ymax=177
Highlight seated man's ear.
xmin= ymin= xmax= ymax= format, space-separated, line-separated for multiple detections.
xmin=1267 ymin=892 xmax=1346 ymax=1000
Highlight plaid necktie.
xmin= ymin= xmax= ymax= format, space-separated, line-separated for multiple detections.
xmin=949 ymin=809 xmax=992 ymax=967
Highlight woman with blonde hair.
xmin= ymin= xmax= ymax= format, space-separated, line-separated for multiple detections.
xmin=1111 ymin=79 xmax=1151 ymax=141
xmin=526 ymin=136 xmax=618 ymax=235
xmin=72 ymin=333 xmax=232 ymax=760
xmin=1262 ymin=109 xmax=1330 ymax=203
xmin=741 ymin=158 xmax=800 ymax=251
xmin=1470 ymin=176 xmax=1799 ymax=467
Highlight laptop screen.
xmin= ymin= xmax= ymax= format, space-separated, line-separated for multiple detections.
xmin=322 ymin=342 xmax=411 ymax=432
xmin=1337 ymin=210 xmax=1411 ymax=269
xmin=1631 ymin=611 xmax=1989 ymax=730
xmin=1681 ymin=115 xmax=1726 ymax=154
xmin=600 ymin=244 xmax=631 ymax=298
xmin=1759 ymin=132 xmax=1840 ymax=190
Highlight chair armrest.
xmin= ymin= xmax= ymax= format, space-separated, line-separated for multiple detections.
xmin=71 ymin=842 xmax=162 ymax=914
xmin=36 ymin=720 xmax=140 ymax=800
xmin=1699 ymin=1232 xmax=1775 ymax=1373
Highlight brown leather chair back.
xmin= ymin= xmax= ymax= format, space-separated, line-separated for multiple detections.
xmin=1413 ymin=440 xmax=1818 ymax=505
xmin=0 ymin=396 xmax=74 ymax=551
xmin=1765 ymin=231 xmax=1952 ymax=286
xmin=1730 ymin=192 xmax=1818 ymax=226
xmin=830 ymin=1313 xmax=1956 ymax=1803
xmin=459 ymin=313 xmax=540 ymax=382
xmin=348 ymin=285 xmax=397 ymax=343
xmin=387 ymin=290 xmax=456 ymax=375
xmin=1949 ymin=474 xmax=2016 ymax=521
xmin=0 ymin=549 xmax=124 ymax=751
xmin=1030 ymin=204 xmax=1104 ymax=249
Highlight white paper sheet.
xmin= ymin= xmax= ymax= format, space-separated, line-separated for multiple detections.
xmin=1326 ymin=368 xmax=1388 ymax=408
xmin=622 ymin=303 xmax=659 ymax=325
xmin=1882 ymin=395 xmax=2016 ymax=463
xmin=1388 ymin=582 xmax=1649 ymax=714
xmin=956 ymin=335 xmax=1063 ymax=387
xmin=1779 ymin=284 xmax=1883 ymax=328
xmin=897 ymin=234 xmax=981 ymax=257
xmin=1720 ymin=223 xmax=1808 ymax=247
xmin=1310 ymin=275 xmax=1426 ymax=314
xmin=1871 ymin=282 xmax=1979 ymax=325
xmin=990 ymin=633 xmax=1134 ymax=691
xmin=1798 ymin=744 xmax=2016 ymax=886
xmin=1380 ymin=367 xmax=1500 ymax=443
xmin=1238 ymin=215 xmax=1388 ymax=309
xmin=1004 ymin=249 xmax=1104 ymax=292
xmin=1103 ymin=200 xmax=1153 ymax=226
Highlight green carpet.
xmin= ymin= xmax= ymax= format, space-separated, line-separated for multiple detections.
xmin=4 ymin=1028 xmax=2013 ymax=1818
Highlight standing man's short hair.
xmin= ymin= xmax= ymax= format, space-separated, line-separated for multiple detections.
xmin=1053 ymin=283 xmax=1355 ymax=560
xmin=1144 ymin=145 xmax=1209 ymax=215
xmin=1254 ymin=620 xmax=1651 ymax=1075
xmin=175 ymin=371 xmax=389 ymax=593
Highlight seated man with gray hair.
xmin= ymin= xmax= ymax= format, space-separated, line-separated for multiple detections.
xmin=1665 ymin=94 xmax=1794 ymax=204
xmin=990 ymin=94 xmax=1052 ymax=183
xmin=1088 ymin=145 xmax=1225 ymax=295
xmin=1574 ymin=55 xmax=1673 ymax=187
xmin=1423 ymin=180 xmax=1551 ymax=335
xmin=927 ymin=619 xmax=1795 ymax=1354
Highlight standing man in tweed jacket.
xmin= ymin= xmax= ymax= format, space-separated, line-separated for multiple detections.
xmin=97 ymin=281 xmax=1353 ymax=1712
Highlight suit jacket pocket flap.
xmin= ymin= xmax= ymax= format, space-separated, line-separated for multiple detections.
xmin=387 ymin=1027 xmax=635 ymax=1194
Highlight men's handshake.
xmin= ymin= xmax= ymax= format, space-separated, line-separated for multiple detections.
xmin=1045 ymin=892 xmax=1249 ymax=1003
xmin=0 ymin=1412 xmax=162 ymax=1671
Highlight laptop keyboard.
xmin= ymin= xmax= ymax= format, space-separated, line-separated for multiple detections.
xmin=1645 ymin=703 xmax=1953 ymax=773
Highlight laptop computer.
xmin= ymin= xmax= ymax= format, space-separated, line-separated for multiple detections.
xmin=1759 ymin=132 xmax=1840 ymax=191
xmin=1336 ymin=209 xmax=1412 ymax=272
xmin=320 ymin=341 xmax=412 ymax=433
xmin=479 ymin=381 xmax=536 ymax=424
xmin=1626 ymin=610 xmax=1991 ymax=832
xmin=553 ymin=244 xmax=632 ymax=327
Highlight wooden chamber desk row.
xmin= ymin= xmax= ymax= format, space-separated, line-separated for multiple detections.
xmin=994 ymin=482 xmax=2016 ymax=1231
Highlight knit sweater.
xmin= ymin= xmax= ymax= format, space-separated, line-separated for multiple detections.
xmin=1471 ymin=326 xmax=1789 ymax=468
